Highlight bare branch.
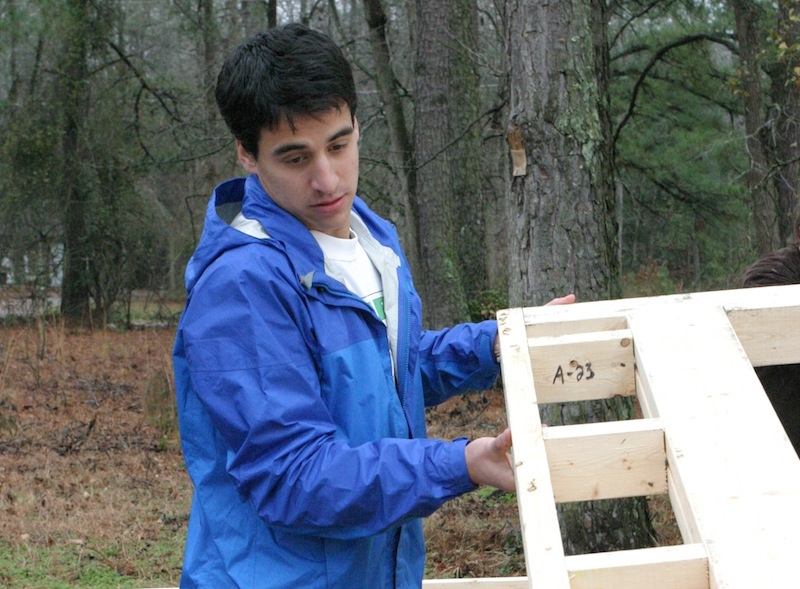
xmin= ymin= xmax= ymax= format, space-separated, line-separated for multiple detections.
xmin=613 ymin=33 xmax=738 ymax=149
xmin=107 ymin=41 xmax=183 ymax=123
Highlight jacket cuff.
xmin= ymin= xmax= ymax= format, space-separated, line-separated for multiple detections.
xmin=478 ymin=320 xmax=500 ymax=369
xmin=442 ymin=437 xmax=479 ymax=494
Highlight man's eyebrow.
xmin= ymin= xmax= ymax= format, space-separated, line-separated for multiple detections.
xmin=271 ymin=125 xmax=354 ymax=157
xmin=328 ymin=126 xmax=354 ymax=143
xmin=272 ymin=142 xmax=306 ymax=157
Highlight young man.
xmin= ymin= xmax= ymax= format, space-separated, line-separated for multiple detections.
xmin=173 ymin=23 xmax=570 ymax=588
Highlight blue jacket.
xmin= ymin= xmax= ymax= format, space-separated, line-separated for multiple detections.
xmin=173 ymin=175 xmax=500 ymax=588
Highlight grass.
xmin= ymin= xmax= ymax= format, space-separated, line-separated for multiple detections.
xmin=0 ymin=527 xmax=186 ymax=589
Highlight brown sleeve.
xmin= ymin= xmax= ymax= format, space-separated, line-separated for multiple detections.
xmin=742 ymin=246 xmax=800 ymax=288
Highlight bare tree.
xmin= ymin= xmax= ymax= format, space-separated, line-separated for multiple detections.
xmin=730 ymin=0 xmax=778 ymax=255
xmin=413 ymin=0 xmax=472 ymax=328
xmin=60 ymin=0 xmax=92 ymax=322
xmin=362 ymin=0 xmax=419 ymax=274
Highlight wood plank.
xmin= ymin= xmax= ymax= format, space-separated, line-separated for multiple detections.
xmin=544 ymin=419 xmax=667 ymax=502
xmin=634 ymin=368 xmax=658 ymax=419
xmin=565 ymin=543 xmax=708 ymax=589
xmin=497 ymin=308 xmax=570 ymax=589
xmin=726 ymin=305 xmax=800 ymax=366
xmin=628 ymin=301 xmax=800 ymax=588
xmin=422 ymin=579 xmax=528 ymax=588
xmin=520 ymin=284 xmax=800 ymax=323
xmin=519 ymin=284 xmax=800 ymax=367
xmin=526 ymin=315 xmax=628 ymax=338
xmin=635 ymin=363 xmax=701 ymax=543
xmin=421 ymin=545 xmax=708 ymax=589
xmin=666 ymin=450 xmax=702 ymax=545
xmin=529 ymin=329 xmax=635 ymax=403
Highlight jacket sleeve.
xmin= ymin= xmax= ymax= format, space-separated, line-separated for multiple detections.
xmin=180 ymin=250 xmax=477 ymax=540
xmin=417 ymin=320 xmax=501 ymax=407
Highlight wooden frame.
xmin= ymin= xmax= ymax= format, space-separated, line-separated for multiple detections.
xmin=466 ymin=283 xmax=800 ymax=589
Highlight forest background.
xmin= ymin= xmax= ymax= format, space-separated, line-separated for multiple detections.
xmin=0 ymin=0 xmax=798 ymax=587
xmin=1 ymin=0 xmax=798 ymax=325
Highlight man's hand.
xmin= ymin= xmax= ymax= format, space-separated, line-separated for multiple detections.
xmin=464 ymin=429 xmax=515 ymax=493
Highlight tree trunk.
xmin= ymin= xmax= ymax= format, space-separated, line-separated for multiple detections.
xmin=506 ymin=0 xmax=619 ymax=306
xmin=199 ymin=0 xmax=219 ymax=186
xmin=362 ymin=0 xmax=420 ymax=275
xmin=506 ymin=0 xmax=653 ymax=555
xmin=481 ymin=2 xmax=510 ymax=299
xmin=60 ymin=0 xmax=92 ymax=323
xmin=730 ymin=0 xmax=779 ymax=255
xmin=413 ymin=0 xmax=469 ymax=328
xmin=769 ymin=0 xmax=800 ymax=245
xmin=449 ymin=0 xmax=488 ymax=305
xmin=6 ymin=0 xmax=20 ymax=107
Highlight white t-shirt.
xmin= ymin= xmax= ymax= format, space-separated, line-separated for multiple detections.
xmin=310 ymin=229 xmax=386 ymax=322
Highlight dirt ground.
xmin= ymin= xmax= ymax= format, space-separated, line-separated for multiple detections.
xmin=0 ymin=326 xmax=190 ymax=586
xmin=0 ymin=324 xmax=525 ymax=586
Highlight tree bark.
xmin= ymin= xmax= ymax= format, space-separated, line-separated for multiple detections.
xmin=449 ymin=0 xmax=488 ymax=304
xmin=769 ymin=0 xmax=800 ymax=245
xmin=60 ymin=0 xmax=92 ymax=323
xmin=5 ymin=0 xmax=20 ymax=106
xmin=413 ymin=0 xmax=469 ymax=328
xmin=730 ymin=0 xmax=779 ymax=255
xmin=200 ymin=0 xmax=219 ymax=185
xmin=506 ymin=0 xmax=618 ymax=306
xmin=362 ymin=0 xmax=420 ymax=275
xmin=506 ymin=0 xmax=653 ymax=555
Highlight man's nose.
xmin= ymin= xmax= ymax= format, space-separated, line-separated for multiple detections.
xmin=310 ymin=156 xmax=338 ymax=193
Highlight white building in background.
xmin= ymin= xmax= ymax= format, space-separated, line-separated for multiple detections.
xmin=0 ymin=243 xmax=64 ymax=288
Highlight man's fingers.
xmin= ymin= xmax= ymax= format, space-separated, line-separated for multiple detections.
xmin=545 ymin=293 xmax=576 ymax=306
xmin=501 ymin=428 xmax=512 ymax=449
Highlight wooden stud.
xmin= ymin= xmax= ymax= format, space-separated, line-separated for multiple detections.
xmin=528 ymin=329 xmax=635 ymax=403
xmin=497 ymin=307 xmax=571 ymax=589
xmin=544 ymin=418 xmax=667 ymax=502
xmin=566 ymin=543 xmax=708 ymax=589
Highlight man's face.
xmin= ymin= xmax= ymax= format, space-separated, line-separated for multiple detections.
xmin=237 ymin=107 xmax=359 ymax=239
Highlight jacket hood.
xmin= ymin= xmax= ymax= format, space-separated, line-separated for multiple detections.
xmin=184 ymin=175 xmax=325 ymax=294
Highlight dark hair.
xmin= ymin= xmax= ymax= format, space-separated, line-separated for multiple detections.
xmin=215 ymin=23 xmax=357 ymax=157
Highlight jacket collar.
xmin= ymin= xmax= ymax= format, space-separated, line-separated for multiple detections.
xmin=240 ymin=174 xmax=326 ymax=269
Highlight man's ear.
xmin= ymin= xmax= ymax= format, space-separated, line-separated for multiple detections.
xmin=236 ymin=140 xmax=258 ymax=174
